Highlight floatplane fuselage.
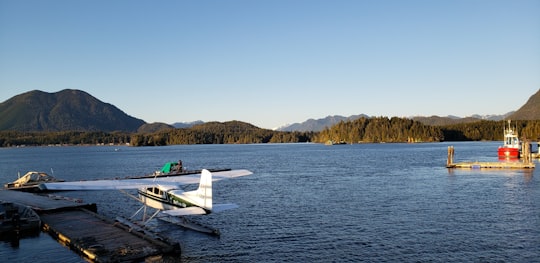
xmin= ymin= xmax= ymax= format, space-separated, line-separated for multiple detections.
xmin=137 ymin=169 xmax=213 ymax=216
xmin=138 ymin=186 xmax=203 ymax=212
xmin=135 ymin=169 xmax=244 ymax=220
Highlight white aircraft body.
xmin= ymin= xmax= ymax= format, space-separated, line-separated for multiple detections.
xmin=40 ymin=169 xmax=252 ymax=217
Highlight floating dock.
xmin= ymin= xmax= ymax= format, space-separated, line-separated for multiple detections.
xmin=0 ymin=190 xmax=180 ymax=262
xmin=446 ymin=146 xmax=535 ymax=169
xmin=447 ymin=161 xmax=536 ymax=169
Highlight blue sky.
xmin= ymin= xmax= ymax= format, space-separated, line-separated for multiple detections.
xmin=1 ymin=0 xmax=539 ymax=129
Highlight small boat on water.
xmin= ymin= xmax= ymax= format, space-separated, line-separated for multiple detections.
xmin=498 ymin=120 xmax=521 ymax=159
xmin=4 ymin=171 xmax=64 ymax=192
xmin=153 ymin=160 xmax=186 ymax=175
xmin=140 ymin=160 xmax=230 ymax=178
xmin=0 ymin=201 xmax=41 ymax=238
xmin=325 ymin=140 xmax=347 ymax=145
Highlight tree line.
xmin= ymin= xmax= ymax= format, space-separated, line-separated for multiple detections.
xmin=0 ymin=131 xmax=131 ymax=147
xmin=1 ymin=118 xmax=539 ymax=147
xmin=130 ymin=121 xmax=314 ymax=146
xmin=314 ymin=117 xmax=444 ymax=143
xmin=440 ymin=120 xmax=540 ymax=141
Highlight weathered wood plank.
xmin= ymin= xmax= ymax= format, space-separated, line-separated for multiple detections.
xmin=41 ymin=209 xmax=176 ymax=262
xmin=0 ymin=190 xmax=95 ymax=212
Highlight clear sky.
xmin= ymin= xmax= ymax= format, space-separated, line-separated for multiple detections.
xmin=1 ymin=0 xmax=539 ymax=129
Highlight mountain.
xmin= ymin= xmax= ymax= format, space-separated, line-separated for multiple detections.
xmin=137 ymin=122 xmax=175 ymax=133
xmin=411 ymin=112 xmax=515 ymax=126
xmin=0 ymin=89 xmax=145 ymax=132
xmin=469 ymin=113 xmax=513 ymax=121
xmin=277 ymin=89 xmax=539 ymax=131
xmin=277 ymin=114 xmax=369 ymax=132
xmin=281 ymin=112 xmax=516 ymax=131
xmin=508 ymin=89 xmax=540 ymax=120
xmin=412 ymin=116 xmax=483 ymax=126
xmin=277 ymin=112 xmax=520 ymax=131
xmin=171 ymin=120 xmax=205 ymax=128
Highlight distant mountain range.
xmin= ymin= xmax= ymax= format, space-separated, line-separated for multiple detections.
xmin=0 ymin=89 xmax=144 ymax=132
xmin=277 ymin=89 xmax=539 ymax=131
xmin=276 ymin=114 xmax=369 ymax=132
xmin=275 ymin=113 xmax=513 ymax=132
xmin=0 ymin=89 xmax=538 ymax=133
xmin=171 ymin=120 xmax=204 ymax=129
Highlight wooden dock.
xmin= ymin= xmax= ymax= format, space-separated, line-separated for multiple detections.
xmin=0 ymin=190 xmax=180 ymax=262
xmin=0 ymin=190 xmax=96 ymax=212
xmin=446 ymin=146 xmax=536 ymax=169
xmin=447 ymin=161 xmax=536 ymax=169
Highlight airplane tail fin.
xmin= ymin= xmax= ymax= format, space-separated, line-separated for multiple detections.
xmin=184 ymin=169 xmax=213 ymax=211
xmin=170 ymin=169 xmax=240 ymax=215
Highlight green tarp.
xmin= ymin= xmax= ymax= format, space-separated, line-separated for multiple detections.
xmin=160 ymin=162 xmax=178 ymax=173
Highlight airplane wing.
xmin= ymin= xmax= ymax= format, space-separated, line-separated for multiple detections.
xmin=39 ymin=169 xmax=253 ymax=191
xmin=151 ymin=169 xmax=253 ymax=184
xmin=39 ymin=178 xmax=159 ymax=190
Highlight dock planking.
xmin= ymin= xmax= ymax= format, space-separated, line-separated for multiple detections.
xmin=0 ymin=189 xmax=96 ymax=212
xmin=40 ymin=209 xmax=180 ymax=262
xmin=0 ymin=190 xmax=180 ymax=262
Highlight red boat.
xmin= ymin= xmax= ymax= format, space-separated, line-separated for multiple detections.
xmin=498 ymin=120 xmax=521 ymax=159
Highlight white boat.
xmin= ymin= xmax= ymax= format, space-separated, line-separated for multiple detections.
xmin=4 ymin=171 xmax=63 ymax=191
xmin=498 ymin=120 xmax=521 ymax=159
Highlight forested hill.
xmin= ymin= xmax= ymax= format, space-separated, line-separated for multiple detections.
xmin=0 ymin=89 xmax=145 ymax=132
xmin=130 ymin=121 xmax=313 ymax=146
xmin=508 ymin=89 xmax=540 ymax=120
xmin=316 ymin=117 xmax=444 ymax=143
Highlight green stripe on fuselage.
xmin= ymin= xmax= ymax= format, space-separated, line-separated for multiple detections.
xmin=168 ymin=192 xmax=195 ymax=208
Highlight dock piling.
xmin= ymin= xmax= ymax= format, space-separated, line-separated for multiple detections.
xmin=522 ymin=139 xmax=532 ymax=164
xmin=447 ymin=146 xmax=454 ymax=167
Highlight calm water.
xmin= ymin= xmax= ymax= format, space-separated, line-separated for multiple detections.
xmin=0 ymin=142 xmax=539 ymax=262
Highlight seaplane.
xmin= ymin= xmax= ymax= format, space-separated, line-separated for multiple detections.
xmin=39 ymin=169 xmax=252 ymax=234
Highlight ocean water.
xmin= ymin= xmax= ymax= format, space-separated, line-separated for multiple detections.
xmin=0 ymin=142 xmax=539 ymax=262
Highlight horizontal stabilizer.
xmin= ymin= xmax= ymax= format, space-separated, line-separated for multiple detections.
xmin=212 ymin=203 xmax=239 ymax=213
xmin=211 ymin=169 xmax=253 ymax=180
xmin=162 ymin=207 xmax=207 ymax=216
